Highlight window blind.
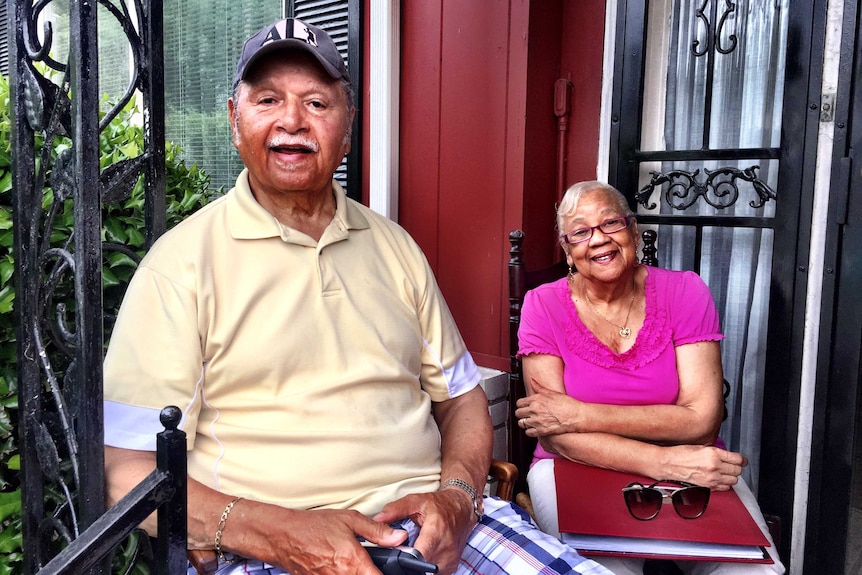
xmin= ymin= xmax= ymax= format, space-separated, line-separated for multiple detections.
xmin=0 ymin=3 xmax=7 ymax=76
xmin=289 ymin=0 xmax=360 ymax=198
xmin=1 ymin=2 xmax=359 ymax=196
xmin=162 ymin=1 xmax=282 ymax=191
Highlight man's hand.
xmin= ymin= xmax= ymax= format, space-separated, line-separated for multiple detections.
xmin=235 ymin=502 xmax=408 ymax=575
xmin=372 ymin=489 xmax=475 ymax=575
xmin=105 ymin=447 xmax=409 ymax=575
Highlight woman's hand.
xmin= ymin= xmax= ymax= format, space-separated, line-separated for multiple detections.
xmin=530 ymin=431 xmax=748 ymax=493
xmin=373 ymin=489 xmax=476 ymax=575
xmin=657 ymin=444 xmax=748 ymax=490
xmin=515 ymin=384 xmax=582 ymax=437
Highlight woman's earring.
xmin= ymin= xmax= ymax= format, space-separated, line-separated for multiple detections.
xmin=567 ymin=265 xmax=576 ymax=282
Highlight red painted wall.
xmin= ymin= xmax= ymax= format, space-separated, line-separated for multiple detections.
xmin=371 ymin=0 xmax=607 ymax=371
xmin=561 ymin=1 xmax=607 ymax=190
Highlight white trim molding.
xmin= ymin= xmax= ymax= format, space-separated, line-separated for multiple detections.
xmin=368 ymin=0 xmax=400 ymax=220
xmin=596 ymin=0 xmax=618 ymax=182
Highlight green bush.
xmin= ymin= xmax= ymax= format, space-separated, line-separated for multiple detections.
xmin=0 ymin=73 xmax=223 ymax=573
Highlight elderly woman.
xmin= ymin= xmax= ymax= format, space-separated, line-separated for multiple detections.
xmin=514 ymin=181 xmax=784 ymax=574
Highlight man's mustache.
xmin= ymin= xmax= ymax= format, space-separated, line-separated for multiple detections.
xmin=267 ymin=135 xmax=320 ymax=152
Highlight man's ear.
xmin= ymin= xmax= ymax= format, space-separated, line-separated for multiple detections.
xmin=343 ymin=106 xmax=357 ymax=155
xmin=227 ymin=98 xmax=239 ymax=147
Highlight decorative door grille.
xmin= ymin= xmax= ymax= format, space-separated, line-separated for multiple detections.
xmin=609 ymin=0 xmax=796 ymax=495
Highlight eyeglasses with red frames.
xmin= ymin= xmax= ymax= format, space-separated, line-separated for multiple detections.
xmin=560 ymin=216 xmax=632 ymax=245
xmin=622 ymin=480 xmax=711 ymax=520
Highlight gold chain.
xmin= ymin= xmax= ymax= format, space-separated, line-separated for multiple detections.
xmin=582 ymin=276 xmax=637 ymax=339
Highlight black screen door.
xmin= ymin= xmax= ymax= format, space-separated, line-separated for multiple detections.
xmin=608 ymin=1 xmax=829 ymax=566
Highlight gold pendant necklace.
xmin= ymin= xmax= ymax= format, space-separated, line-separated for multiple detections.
xmin=583 ymin=277 xmax=637 ymax=339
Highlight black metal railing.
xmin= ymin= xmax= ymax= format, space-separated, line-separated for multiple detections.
xmin=36 ymin=407 xmax=188 ymax=575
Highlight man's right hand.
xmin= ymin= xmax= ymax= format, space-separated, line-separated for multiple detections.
xmin=228 ymin=501 xmax=408 ymax=574
xmin=105 ymin=447 xmax=407 ymax=574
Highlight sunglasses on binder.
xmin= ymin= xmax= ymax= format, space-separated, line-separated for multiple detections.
xmin=622 ymin=480 xmax=711 ymax=520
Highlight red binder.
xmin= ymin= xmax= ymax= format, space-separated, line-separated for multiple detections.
xmin=554 ymin=460 xmax=773 ymax=563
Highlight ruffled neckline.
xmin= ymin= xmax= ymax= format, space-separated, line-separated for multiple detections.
xmin=556 ymin=268 xmax=672 ymax=370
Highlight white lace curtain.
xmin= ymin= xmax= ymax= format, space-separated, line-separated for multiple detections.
xmin=639 ymin=0 xmax=789 ymax=493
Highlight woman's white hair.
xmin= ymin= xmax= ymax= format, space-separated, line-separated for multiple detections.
xmin=556 ymin=181 xmax=634 ymax=232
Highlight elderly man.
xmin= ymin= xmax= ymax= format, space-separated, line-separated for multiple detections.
xmin=103 ymin=18 xmax=613 ymax=575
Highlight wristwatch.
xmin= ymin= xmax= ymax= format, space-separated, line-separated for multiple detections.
xmin=441 ymin=478 xmax=484 ymax=520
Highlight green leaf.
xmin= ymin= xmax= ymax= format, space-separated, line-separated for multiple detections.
xmin=0 ymin=529 xmax=23 ymax=555
xmin=106 ymin=252 xmax=140 ymax=269
xmin=104 ymin=218 xmax=127 ymax=244
xmin=0 ymin=490 xmax=21 ymax=524
xmin=102 ymin=266 xmax=122 ymax=287
xmin=125 ymin=227 xmax=145 ymax=247
xmin=0 ymin=287 xmax=13 ymax=315
xmin=118 ymin=142 xmax=140 ymax=158
xmin=0 ymin=258 xmax=13 ymax=285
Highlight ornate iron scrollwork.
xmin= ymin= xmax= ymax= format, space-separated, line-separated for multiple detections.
xmin=10 ymin=1 xmax=162 ymax=571
xmin=636 ymin=166 xmax=777 ymax=211
xmin=693 ymin=0 xmax=738 ymax=57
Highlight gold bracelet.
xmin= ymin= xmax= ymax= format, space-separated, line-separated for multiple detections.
xmin=214 ymin=496 xmax=243 ymax=562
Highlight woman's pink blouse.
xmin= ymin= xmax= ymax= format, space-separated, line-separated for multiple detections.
xmin=517 ymin=266 xmax=724 ymax=461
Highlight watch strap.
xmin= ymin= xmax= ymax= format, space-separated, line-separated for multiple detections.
xmin=440 ymin=478 xmax=483 ymax=519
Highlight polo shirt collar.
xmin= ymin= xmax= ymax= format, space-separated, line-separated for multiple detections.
xmin=227 ymin=169 xmax=370 ymax=241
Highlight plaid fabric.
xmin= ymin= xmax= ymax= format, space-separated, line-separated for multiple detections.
xmin=192 ymin=497 xmax=613 ymax=575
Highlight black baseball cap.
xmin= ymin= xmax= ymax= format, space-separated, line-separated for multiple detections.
xmin=233 ymin=18 xmax=350 ymax=88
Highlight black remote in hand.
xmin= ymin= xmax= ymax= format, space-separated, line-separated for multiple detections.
xmin=364 ymin=545 xmax=439 ymax=575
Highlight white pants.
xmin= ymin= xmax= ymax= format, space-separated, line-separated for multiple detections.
xmin=527 ymin=458 xmax=786 ymax=575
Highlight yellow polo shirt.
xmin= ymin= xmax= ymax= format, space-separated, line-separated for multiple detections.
xmin=103 ymin=170 xmax=482 ymax=515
